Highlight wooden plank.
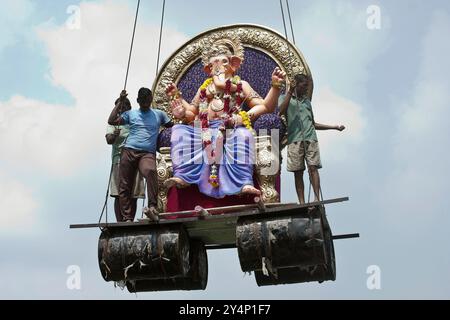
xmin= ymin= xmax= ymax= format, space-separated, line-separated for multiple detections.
xmin=156 ymin=202 xmax=295 ymax=219
xmin=199 ymin=232 xmax=361 ymax=248
xmin=69 ymin=197 xmax=349 ymax=230
xmin=206 ymin=244 xmax=237 ymax=250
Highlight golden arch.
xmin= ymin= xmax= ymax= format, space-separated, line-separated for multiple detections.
xmin=152 ymin=23 xmax=313 ymax=115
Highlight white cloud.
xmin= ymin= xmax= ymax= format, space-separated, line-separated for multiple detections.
xmin=0 ymin=171 xmax=38 ymax=235
xmin=0 ymin=0 xmax=188 ymax=176
xmin=0 ymin=96 xmax=84 ymax=176
xmin=314 ymin=87 xmax=366 ymax=160
xmin=294 ymin=0 xmax=390 ymax=98
xmin=382 ymin=11 xmax=450 ymax=228
xmin=0 ymin=0 xmax=188 ymax=234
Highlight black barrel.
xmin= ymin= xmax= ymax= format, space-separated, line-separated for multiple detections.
xmin=126 ymin=240 xmax=208 ymax=292
xmin=236 ymin=209 xmax=326 ymax=272
xmin=255 ymin=227 xmax=336 ymax=286
xmin=98 ymin=224 xmax=190 ymax=282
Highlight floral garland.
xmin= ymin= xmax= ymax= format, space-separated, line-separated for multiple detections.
xmin=208 ymin=164 xmax=220 ymax=188
xmin=200 ymin=78 xmax=213 ymax=91
xmin=197 ymin=76 xmax=250 ymax=188
xmin=239 ymin=111 xmax=256 ymax=137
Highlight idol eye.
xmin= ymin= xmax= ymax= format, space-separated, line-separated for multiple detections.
xmin=222 ymin=58 xmax=229 ymax=64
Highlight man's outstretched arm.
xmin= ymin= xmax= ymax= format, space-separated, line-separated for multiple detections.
xmin=311 ymin=107 xmax=345 ymax=131
xmin=314 ymin=123 xmax=346 ymax=131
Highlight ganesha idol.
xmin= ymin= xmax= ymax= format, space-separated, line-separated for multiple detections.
xmin=164 ymin=36 xmax=286 ymax=199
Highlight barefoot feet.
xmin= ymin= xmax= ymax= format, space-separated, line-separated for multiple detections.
xmin=241 ymin=185 xmax=262 ymax=196
xmin=164 ymin=177 xmax=189 ymax=189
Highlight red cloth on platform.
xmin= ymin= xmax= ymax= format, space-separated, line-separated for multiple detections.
xmin=166 ymin=174 xmax=281 ymax=214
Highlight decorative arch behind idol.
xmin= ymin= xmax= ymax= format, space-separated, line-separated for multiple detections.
xmin=152 ymin=24 xmax=313 ymax=117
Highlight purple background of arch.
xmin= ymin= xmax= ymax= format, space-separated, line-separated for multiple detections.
xmin=177 ymin=47 xmax=279 ymax=104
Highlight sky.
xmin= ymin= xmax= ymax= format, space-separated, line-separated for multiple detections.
xmin=0 ymin=0 xmax=449 ymax=299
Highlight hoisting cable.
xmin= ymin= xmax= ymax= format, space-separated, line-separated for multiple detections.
xmin=156 ymin=0 xmax=166 ymax=77
xmin=138 ymin=0 xmax=167 ymax=216
xmin=279 ymin=0 xmax=289 ymax=40
xmin=279 ymin=0 xmax=320 ymax=204
xmin=141 ymin=0 xmax=167 ymax=215
xmin=124 ymin=0 xmax=141 ymax=91
xmin=280 ymin=0 xmax=304 ymax=203
xmin=99 ymin=0 xmax=141 ymax=228
xmin=98 ymin=163 xmax=114 ymax=229
xmin=285 ymin=0 xmax=296 ymax=45
xmin=141 ymin=180 xmax=147 ymax=217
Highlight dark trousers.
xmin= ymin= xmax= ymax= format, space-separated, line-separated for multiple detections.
xmin=114 ymin=197 xmax=137 ymax=222
xmin=119 ymin=148 xmax=158 ymax=221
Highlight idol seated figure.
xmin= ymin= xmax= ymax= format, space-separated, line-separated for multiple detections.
xmin=164 ymin=36 xmax=286 ymax=199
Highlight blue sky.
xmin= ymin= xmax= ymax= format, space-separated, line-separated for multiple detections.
xmin=0 ymin=0 xmax=450 ymax=299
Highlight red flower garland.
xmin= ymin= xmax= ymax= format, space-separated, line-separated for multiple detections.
xmin=223 ymin=80 xmax=231 ymax=113
xmin=235 ymin=82 xmax=243 ymax=109
xmin=197 ymin=78 xmax=245 ymax=188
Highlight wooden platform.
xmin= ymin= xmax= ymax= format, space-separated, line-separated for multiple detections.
xmin=70 ymin=197 xmax=354 ymax=248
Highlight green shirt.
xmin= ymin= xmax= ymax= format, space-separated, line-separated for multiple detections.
xmin=279 ymin=95 xmax=317 ymax=144
xmin=106 ymin=125 xmax=130 ymax=164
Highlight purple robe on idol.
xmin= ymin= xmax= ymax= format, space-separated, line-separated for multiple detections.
xmin=171 ymin=119 xmax=255 ymax=199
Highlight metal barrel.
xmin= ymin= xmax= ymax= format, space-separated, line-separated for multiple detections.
xmin=98 ymin=224 xmax=190 ymax=282
xmin=236 ymin=208 xmax=327 ymax=272
xmin=126 ymin=240 xmax=208 ymax=292
xmin=254 ymin=227 xmax=336 ymax=286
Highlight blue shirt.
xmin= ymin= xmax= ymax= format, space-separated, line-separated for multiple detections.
xmin=121 ymin=109 xmax=171 ymax=153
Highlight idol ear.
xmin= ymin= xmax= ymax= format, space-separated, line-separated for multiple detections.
xmin=204 ymin=64 xmax=213 ymax=76
xmin=230 ymin=56 xmax=242 ymax=71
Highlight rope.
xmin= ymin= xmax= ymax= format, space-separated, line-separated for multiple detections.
xmin=98 ymin=163 xmax=114 ymax=230
xmin=141 ymin=180 xmax=147 ymax=218
xmin=279 ymin=0 xmax=289 ymax=40
xmin=307 ymin=178 xmax=312 ymax=203
xmin=123 ymin=0 xmax=141 ymax=90
xmin=319 ymin=186 xmax=325 ymax=202
xmin=156 ymin=0 xmax=166 ymax=77
xmin=285 ymin=0 xmax=296 ymax=45
xmin=99 ymin=0 xmax=140 ymax=228
xmin=140 ymin=0 xmax=167 ymax=213
xmin=280 ymin=0 xmax=318 ymax=203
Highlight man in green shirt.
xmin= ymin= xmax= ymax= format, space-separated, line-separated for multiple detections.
xmin=279 ymin=74 xmax=345 ymax=204
xmin=105 ymin=96 xmax=145 ymax=222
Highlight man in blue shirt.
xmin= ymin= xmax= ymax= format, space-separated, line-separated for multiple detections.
xmin=108 ymin=88 xmax=172 ymax=222
xmin=105 ymin=96 xmax=145 ymax=222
